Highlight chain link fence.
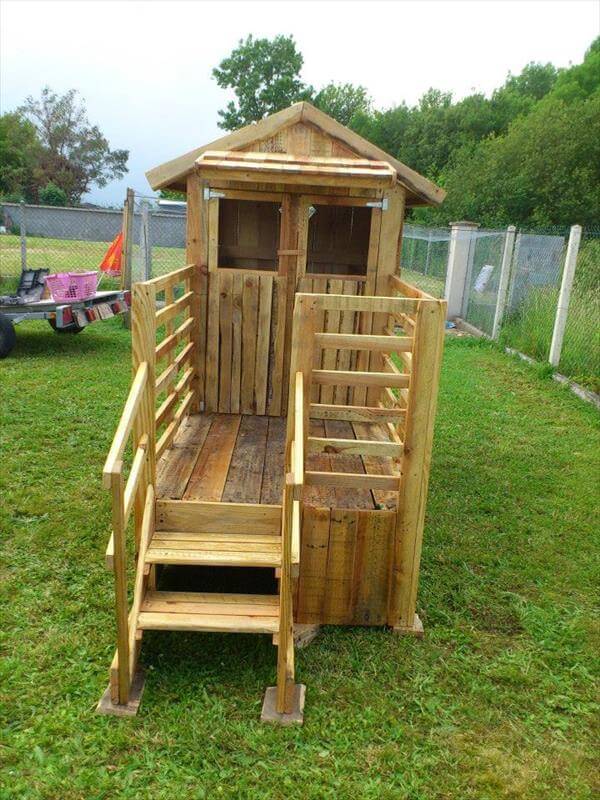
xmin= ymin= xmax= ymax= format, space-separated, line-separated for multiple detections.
xmin=462 ymin=229 xmax=507 ymax=336
xmin=400 ymin=223 xmax=449 ymax=297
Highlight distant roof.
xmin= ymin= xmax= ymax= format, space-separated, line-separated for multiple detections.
xmin=146 ymin=102 xmax=445 ymax=207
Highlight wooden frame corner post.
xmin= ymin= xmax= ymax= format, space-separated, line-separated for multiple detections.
xmin=388 ymin=298 xmax=445 ymax=633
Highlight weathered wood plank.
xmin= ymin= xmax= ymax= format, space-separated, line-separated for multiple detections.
xmin=222 ymin=415 xmax=269 ymax=504
xmin=183 ymin=414 xmax=241 ymax=501
xmin=260 ymin=416 xmax=286 ymax=505
xmin=241 ymin=275 xmax=259 ymax=414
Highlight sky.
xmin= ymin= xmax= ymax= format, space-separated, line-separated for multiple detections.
xmin=1 ymin=0 xmax=597 ymax=205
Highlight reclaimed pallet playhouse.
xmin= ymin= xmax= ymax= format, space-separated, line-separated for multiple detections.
xmin=98 ymin=102 xmax=447 ymax=723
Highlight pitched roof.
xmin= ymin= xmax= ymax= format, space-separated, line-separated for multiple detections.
xmin=145 ymin=101 xmax=445 ymax=206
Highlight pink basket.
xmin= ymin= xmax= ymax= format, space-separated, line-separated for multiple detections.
xmin=45 ymin=271 xmax=99 ymax=303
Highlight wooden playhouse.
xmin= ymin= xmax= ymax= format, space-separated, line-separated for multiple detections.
xmin=98 ymin=102 xmax=447 ymax=722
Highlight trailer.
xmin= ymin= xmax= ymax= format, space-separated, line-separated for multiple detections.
xmin=0 ymin=285 xmax=131 ymax=357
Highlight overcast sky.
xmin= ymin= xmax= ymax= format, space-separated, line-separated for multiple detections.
xmin=1 ymin=0 xmax=597 ymax=205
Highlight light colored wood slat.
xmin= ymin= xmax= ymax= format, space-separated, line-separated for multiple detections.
xmin=312 ymin=369 xmax=410 ymax=388
xmin=218 ymin=271 xmax=233 ymax=413
xmin=137 ymin=611 xmax=279 ymax=634
xmin=156 ymin=498 xmax=282 ymax=534
xmin=241 ymin=274 xmax=259 ymax=414
xmin=145 ymin=548 xmax=280 ymax=567
xmin=296 ymin=507 xmax=330 ymax=624
xmin=314 ymin=332 xmax=412 ymax=351
xmin=141 ymin=591 xmax=279 ymax=617
xmin=155 ymin=341 xmax=195 ymax=394
xmin=149 ymin=538 xmax=281 ymax=554
xmin=123 ymin=436 xmax=148 ymax=526
xmin=293 ymin=371 xmax=304 ymax=490
xmin=128 ymin=483 xmax=154 ymax=679
xmin=333 ymin=281 xmax=356 ymax=406
xmin=303 ymin=293 xmax=417 ymax=315
xmin=310 ymin=403 xmax=406 ymax=423
xmin=155 ymin=390 xmax=194 ymax=459
xmin=144 ymin=264 xmax=194 ymax=292
xmin=352 ymin=421 xmax=400 ymax=509
xmin=381 ymin=352 xmax=409 ymax=380
xmin=155 ymin=316 xmax=194 ymax=362
xmin=255 ymin=274 xmax=273 ymax=415
xmin=151 ymin=532 xmax=281 ymax=545
xmin=267 ymin=276 xmax=287 ymax=416
xmin=307 ymin=436 xmax=402 ymax=458
xmin=156 ymin=417 xmax=213 ymax=500
xmin=305 ymin=471 xmax=400 ymax=491
xmin=182 ymin=414 xmax=241 ymax=501
xmin=155 ymin=290 xmax=193 ymax=326
xmin=205 ymin=271 xmax=220 ymax=411
xmin=103 ymin=362 xmax=148 ymax=486
xmin=291 ymin=499 xmax=300 ymax=566
xmin=155 ymin=367 xmax=194 ymax=429
xmin=320 ymin=279 xmax=343 ymax=404
xmin=230 ymin=273 xmax=243 ymax=414
xmin=390 ymin=273 xmax=436 ymax=301
xmin=221 ymin=415 xmax=269 ymax=504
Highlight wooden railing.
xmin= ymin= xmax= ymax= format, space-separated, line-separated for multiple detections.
xmin=103 ymin=359 xmax=155 ymax=705
xmin=287 ymin=286 xmax=446 ymax=632
xmin=103 ymin=263 xmax=200 ymax=705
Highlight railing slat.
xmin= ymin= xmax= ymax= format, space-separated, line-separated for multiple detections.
xmin=155 ymin=290 xmax=194 ymax=326
xmin=312 ymin=369 xmax=410 ymax=388
xmin=144 ymin=264 xmax=194 ymax=292
xmin=155 ymin=341 xmax=195 ymax=394
xmin=307 ymin=436 xmax=403 ymax=458
xmin=310 ymin=403 xmax=406 ymax=423
xmin=123 ymin=436 xmax=149 ymax=527
xmin=155 ymin=316 xmax=194 ymax=361
xmin=314 ymin=332 xmax=413 ymax=352
xmin=103 ymin=363 xmax=148 ymax=487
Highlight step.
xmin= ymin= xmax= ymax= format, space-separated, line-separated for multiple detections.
xmin=138 ymin=591 xmax=280 ymax=634
xmin=145 ymin=530 xmax=282 ymax=567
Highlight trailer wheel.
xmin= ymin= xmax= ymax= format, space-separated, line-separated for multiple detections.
xmin=49 ymin=319 xmax=84 ymax=334
xmin=0 ymin=313 xmax=17 ymax=358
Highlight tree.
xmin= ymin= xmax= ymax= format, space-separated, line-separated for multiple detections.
xmin=0 ymin=112 xmax=41 ymax=201
xmin=19 ymin=87 xmax=128 ymax=204
xmin=212 ymin=35 xmax=312 ymax=130
xmin=39 ymin=181 xmax=68 ymax=206
xmin=313 ymin=83 xmax=371 ymax=127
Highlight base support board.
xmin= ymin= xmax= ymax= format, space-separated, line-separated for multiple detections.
xmin=295 ymin=624 xmax=320 ymax=649
xmin=392 ymin=613 xmax=424 ymax=638
xmin=261 ymin=684 xmax=306 ymax=726
xmin=96 ymin=669 xmax=145 ymax=717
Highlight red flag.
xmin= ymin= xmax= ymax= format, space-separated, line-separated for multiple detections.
xmin=99 ymin=232 xmax=123 ymax=276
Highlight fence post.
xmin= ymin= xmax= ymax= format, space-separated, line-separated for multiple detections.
xmin=443 ymin=221 xmax=479 ymax=320
xmin=19 ymin=201 xmax=27 ymax=271
xmin=549 ymin=224 xmax=582 ymax=368
xmin=491 ymin=225 xmax=517 ymax=340
xmin=141 ymin=201 xmax=152 ymax=281
xmin=121 ymin=188 xmax=135 ymax=329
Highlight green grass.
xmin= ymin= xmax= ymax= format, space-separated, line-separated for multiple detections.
xmin=400 ymin=268 xmax=445 ymax=298
xmin=1 ymin=324 xmax=598 ymax=799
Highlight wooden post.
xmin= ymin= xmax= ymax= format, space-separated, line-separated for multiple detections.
xmin=186 ymin=174 xmax=207 ymax=412
xmin=549 ymin=224 xmax=582 ymax=368
xmin=19 ymin=201 xmax=26 ymax=271
xmin=121 ymin=188 xmax=135 ymax=328
xmin=141 ymin=201 xmax=152 ymax=281
xmin=491 ymin=225 xmax=517 ymax=340
xmin=110 ymin=468 xmax=130 ymax=704
xmin=389 ymin=298 xmax=446 ymax=632
xmin=443 ymin=221 xmax=479 ymax=320
xmin=276 ymin=473 xmax=296 ymax=713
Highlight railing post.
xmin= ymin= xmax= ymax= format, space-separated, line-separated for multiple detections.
xmin=549 ymin=224 xmax=582 ymax=368
xmin=389 ymin=298 xmax=446 ymax=631
xmin=141 ymin=200 xmax=152 ymax=281
xmin=276 ymin=473 xmax=296 ymax=714
xmin=491 ymin=225 xmax=517 ymax=340
xmin=444 ymin=221 xmax=479 ymax=320
xmin=110 ymin=469 xmax=130 ymax=704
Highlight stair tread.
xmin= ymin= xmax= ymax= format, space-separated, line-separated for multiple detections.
xmin=146 ymin=530 xmax=281 ymax=567
xmin=138 ymin=591 xmax=280 ymax=634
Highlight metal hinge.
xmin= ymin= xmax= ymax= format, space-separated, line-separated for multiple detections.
xmin=203 ymin=188 xmax=225 ymax=201
xmin=366 ymin=198 xmax=389 ymax=210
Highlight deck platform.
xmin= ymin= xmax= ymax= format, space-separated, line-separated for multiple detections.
xmin=157 ymin=413 xmax=398 ymax=510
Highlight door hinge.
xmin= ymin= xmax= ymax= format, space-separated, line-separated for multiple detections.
xmin=366 ymin=198 xmax=389 ymax=210
xmin=203 ymin=188 xmax=226 ymax=201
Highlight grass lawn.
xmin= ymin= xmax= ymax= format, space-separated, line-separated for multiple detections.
xmin=1 ymin=315 xmax=599 ymax=799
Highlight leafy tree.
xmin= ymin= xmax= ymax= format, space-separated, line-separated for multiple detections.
xmin=39 ymin=181 xmax=68 ymax=206
xmin=159 ymin=189 xmax=186 ymax=201
xmin=313 ymin=83 xmax=371 ymax=127
xmin=212 ymin=35 xmax=312 ymax=130
xmin=19 ymin=87 xmax=128 ymax=204
xmin=0 ymin=112 xmax=41 ymax=201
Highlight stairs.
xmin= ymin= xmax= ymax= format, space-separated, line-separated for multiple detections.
xmin=138 ymin=591 xmax=280 ymax=634
xmin=142 ymin=501 xmax=283 ymax=617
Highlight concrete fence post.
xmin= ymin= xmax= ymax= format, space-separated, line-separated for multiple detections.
xmin=20 ymin=201 xmax=27 ymax=271
xmin=443 ymin=221 xmax=479 ymax=320
xmin=549 ymin=224 xmax=582 ymax=367
xmin=491 ymin=225 xmax=517 ymax=340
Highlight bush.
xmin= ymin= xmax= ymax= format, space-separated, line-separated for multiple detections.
xmin=39 ymin=182 xmax=67 ymax=207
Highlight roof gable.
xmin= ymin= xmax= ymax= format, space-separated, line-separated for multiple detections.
xmin=145 ymin=102 xmax=445 ymax=206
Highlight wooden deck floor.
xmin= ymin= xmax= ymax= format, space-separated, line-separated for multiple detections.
xmin=156 ymin=414 xmax=398 ymax=510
